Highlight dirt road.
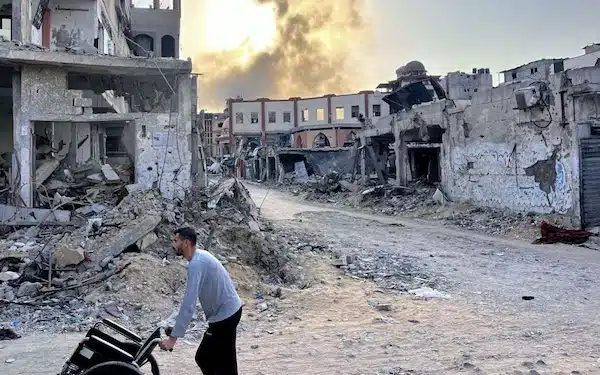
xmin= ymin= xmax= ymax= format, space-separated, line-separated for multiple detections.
xmin=3 ymin=184 xmax=600 ymax=374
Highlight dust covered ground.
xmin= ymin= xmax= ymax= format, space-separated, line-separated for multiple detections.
xmin=2 ymin=184 xmax=600 ymax=374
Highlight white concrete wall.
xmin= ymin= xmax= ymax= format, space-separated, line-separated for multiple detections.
xmin=330 ymin=94 xmax=362 ymax=125
xmin=297 ymin=97 xmax=328 ymax=126
xmin=440 ymin=73 xmax=581 ymax=223
xmin=564 ymin=50 xmax=600 ymax=70
xmin=135 ymin=74 xmax=192 ymax=200
xmin=441 ymin=71 xmax=493 ymax=100
xmin=232 ymin=93 xmax=390 ymax=137
xmin=503 ymin=61 xmax=555 ymax=83
xmin=232 ymin=101 xmax=261 ymax=134
xmin=265 ymin=100 xmax=294 ymax=132
xmin=368 ymin=92 xmax=390 ymax=120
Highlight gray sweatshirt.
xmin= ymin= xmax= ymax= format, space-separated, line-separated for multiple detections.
xmin=171 ymin=250 xmax=242 ymax=337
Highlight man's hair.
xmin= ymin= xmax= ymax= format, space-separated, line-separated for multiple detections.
xmin=174 ymin=227 xmax=197 ymax=245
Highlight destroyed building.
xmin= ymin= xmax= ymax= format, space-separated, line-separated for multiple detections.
xmin=501 ymin=58 xmax=565 ymax=83
xmin=224 ymin=92 xmax=390 ymax=181
xmin=199 ymin=111 xmax=226 ymax=159
xmin=0 ymin=0 xmax=201 ymax=217
xmin=130 ymin=0 xmax=180 ymax=58
xmin=439 ymin=68 xmax=493 ymax=100
xmin=359 ymin=56 xmax=600 ymax=229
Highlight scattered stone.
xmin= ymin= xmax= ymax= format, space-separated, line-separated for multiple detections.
xmin=17 ymin=282 xmax=42 ymax=297
xmin=53 ymin=244 xmax=85 ymax=268
xmin=251 ymin=344 xmax=259 ymax=349
xmin=375 ymin=303 xmax=392 ymax=312
xmin=535 ymin=360 xmax=547 ymax=367
xmin=522 ymin=296 xmax=535 ymax=301
xmin=408 ymin=287 xmax=450 ymax=300
xmin=5 ymin=358 xmax=15 ymax=363
xmin=332 ymin=256 xmax=348 ymax=267
xmin=137 ymin=232 xmax=158 ymax=251
xmin=0 ymin=271 xmax=20 ymax=282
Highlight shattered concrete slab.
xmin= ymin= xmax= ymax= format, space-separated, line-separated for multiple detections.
xmin=0 ymin=204 xmax=71 ymax=223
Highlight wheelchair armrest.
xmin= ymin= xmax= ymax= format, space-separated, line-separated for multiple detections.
xmin=101 ymin=318 xmax=142 ymax=342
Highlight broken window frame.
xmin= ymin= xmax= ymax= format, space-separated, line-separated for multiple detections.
xmin=316 ymin=108 xmax=325 ymax=121
xmin=235 ymin=112 xmax=244 ymax=124
xmin=268 ymin=111 xmax=276 ymax=123
xmin=351 ymin=105 xmax=359 ymax=118
xmin=283 ymin=111 xmax=291 ymax=123
xmin=336 ymin=107 xmax=345 ymax=120
xmin=372 ymin=104 xmax=381 ymax=117
xmin=302 ymin=109 xmax=309 ymax=122
xmin=250 ymin=112 xmax=259 ymax=124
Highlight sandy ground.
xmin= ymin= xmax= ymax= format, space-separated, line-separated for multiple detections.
xmin=2 ymin=184 xmax=600 ymax=375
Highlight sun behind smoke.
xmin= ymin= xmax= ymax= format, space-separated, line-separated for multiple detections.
xmin=183 ymin=0 xmax=369 ymax=111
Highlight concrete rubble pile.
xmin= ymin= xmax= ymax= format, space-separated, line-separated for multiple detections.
xmin=0 ymin=178 xmax=309 ymax=335
xmin=275 ymin=170 xmax=545 ymax=238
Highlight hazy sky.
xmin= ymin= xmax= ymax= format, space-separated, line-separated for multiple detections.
xmin=360 ymin=0 xmax=600 ymax=85
xmin=134 ymin=0 xmax=600 ymax=109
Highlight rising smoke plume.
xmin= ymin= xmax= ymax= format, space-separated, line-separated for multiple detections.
xmin=196 ymin=0 xmax=368 ymax=111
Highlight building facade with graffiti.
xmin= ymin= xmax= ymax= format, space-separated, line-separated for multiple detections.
xmin=360 ymin=65 xmax=600 ymax=229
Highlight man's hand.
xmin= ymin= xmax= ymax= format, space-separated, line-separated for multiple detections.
xmin=159 ymin=336 xmax=177 ymax=351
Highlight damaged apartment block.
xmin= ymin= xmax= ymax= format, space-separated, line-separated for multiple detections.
xmin=361 ymin=57 xmax=600 ymax=230
xmin=0 ymin=0 xmax=201 ymax=220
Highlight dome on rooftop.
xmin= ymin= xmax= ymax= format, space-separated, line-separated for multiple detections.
xmin=405 ymin=60 xmax=426 ymax=73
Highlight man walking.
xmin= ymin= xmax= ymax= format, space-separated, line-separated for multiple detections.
xmin=159 ymin=227 xmax=243 ymax=375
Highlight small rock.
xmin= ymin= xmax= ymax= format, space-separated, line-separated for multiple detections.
xmin=4 ymin=289 xmax=15 ymax=301
xmin=17 ymin=281 xmax=42 ymax=297
xmin=529 ymin=370 xmax=541 ymax=375
xmin=536 ymin=360 xmax=547 ymax=367
xmin=375 ymin=303 xmax=392 ymax=312
xmin=257 ymin=302 xmax=268 ymax=312
xmin=5 ymin=358 xmax=15 ymax=363
xmin=332 ymin=256 xmax=347 ymax=267
xmin=54 ymin=244 xmax=85 ymax=268
xmin=137 ymin=232 xmax=158 ymax=251
xmin=271 ymin=287 xmax=282 ymax=298
xmin=0 ymin=271 xmax=20 ymax=282
xmin=251 ymin=344 xmax=259 ymax=349
xmin=100 ymin=256 xmax=113 ymax=268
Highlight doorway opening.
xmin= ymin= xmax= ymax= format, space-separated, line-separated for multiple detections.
xmin=408 ymin=147 xmax=440 ymax=183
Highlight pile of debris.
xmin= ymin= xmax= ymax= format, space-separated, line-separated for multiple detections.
xmin=277 ymin=173 xmax=548 ymax=239
xmin=0 ymin=178 xmax=311 ymax=335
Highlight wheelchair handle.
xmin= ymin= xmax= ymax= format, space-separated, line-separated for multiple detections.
xmin=164 ymin=326 xmax=174 ymax=352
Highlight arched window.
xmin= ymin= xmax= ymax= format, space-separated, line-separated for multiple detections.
xmin=161 ymin=35 xmax=176 ymax=57
xmin=294 ymin=135 xmax=303 ymax=148
xmin=133 ymin=34 xmax=154 ymax=56
xmin=312 ymin=133 xmax=330 ymax=148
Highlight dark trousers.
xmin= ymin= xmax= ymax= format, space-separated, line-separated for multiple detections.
xmin=195 ymin=307 xmax=242 ymax=375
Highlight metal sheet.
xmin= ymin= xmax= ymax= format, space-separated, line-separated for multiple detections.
xmin=581 ymin=138 xmax=600 ymax=227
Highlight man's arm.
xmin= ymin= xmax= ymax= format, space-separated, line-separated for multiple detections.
xmin=171 ymin=260 xmax=202 ymax=338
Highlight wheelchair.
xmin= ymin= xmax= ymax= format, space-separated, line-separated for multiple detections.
xmin=58 ymin=318 xmax=172 ymax=375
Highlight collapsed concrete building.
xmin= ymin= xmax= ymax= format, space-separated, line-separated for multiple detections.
xmin=361 ymin=59 xmax=600 ymax=229
xmin=1 ymin=0 xmax=201 ymax=214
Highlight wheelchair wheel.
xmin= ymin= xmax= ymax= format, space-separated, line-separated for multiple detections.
xmin=120 ymin=342 xmax=160 ymax=375
xmin=83 ymin=361 xmax=143 ymax=375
